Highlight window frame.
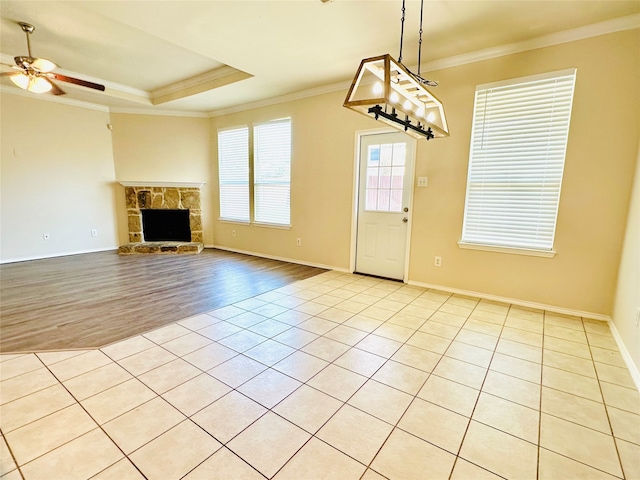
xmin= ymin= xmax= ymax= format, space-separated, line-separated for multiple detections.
xmin=217 ymin=118 xmax=292 ymax=229
xmin=217 ymin=125 xmax=250 ymax=224
xmin=253 ymin=118 xmax=292 ymax=227
xmin=459 ymin=69 xmax=577 ymax=258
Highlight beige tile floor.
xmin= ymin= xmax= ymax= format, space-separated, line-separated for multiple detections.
xmin=1 ymin=271 xmax=639 ymax=479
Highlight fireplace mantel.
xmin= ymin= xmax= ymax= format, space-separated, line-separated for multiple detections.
xmin=119 ymin=181 xmax=206 ymax=188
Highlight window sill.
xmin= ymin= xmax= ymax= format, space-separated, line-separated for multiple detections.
xmin=253 ymin=222 xmax=291 ymax=230
xmin=219 ymin=218 xmax=250 ymax=225
xmin=458 ymin=242 xmax=557 ymax=258
xmin=218 ymin=218 xmax=291 ymax=230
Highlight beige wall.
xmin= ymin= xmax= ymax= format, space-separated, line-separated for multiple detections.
xmin=410 ymin=30 xmax=639 ymax=315
xmin=0 ymin=93 xmax=119 ymax=262
xmin=211 ymin=29 xmax=639 ymax=316
xmin=109 ymin=113 xmax=212 ymax=245
xmin=613 ymin=142 xmax=640 ymax=373
xmin=210 ymin=93 xmax=376 ymax=268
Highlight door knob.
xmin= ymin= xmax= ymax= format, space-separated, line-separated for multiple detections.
xmin=402 ymin=217 xmax=408 ymax=223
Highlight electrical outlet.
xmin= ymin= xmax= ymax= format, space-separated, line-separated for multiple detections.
xmin=296 ymin=238 xmax=302 ymax=247
xmin=417 ymin=176 xmax=428 ymax=187
xmin=231 ymin=230 xmax=236 ymax=237
xmin=91 ymin=229 xmax=98 ymax=237
xmin=434 ymin=256 xmax=442 ymax=267
xmin=43 ymin=233 xmax=50 ymax=240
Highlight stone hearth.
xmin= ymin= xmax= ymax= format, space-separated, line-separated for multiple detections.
xmin=119 ymin=241 xmax=204 ymax=255
xmin=118 ymin=182 xmax=205 ymax=254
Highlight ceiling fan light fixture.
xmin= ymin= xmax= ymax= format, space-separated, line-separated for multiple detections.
xmin=5 ymin=21 xmax=104 ymax=96
xmin=31 ymin=58 xmax=57 ymax=73
xmin=28 ymin=75 xmax=52 ymax=93
xmin=9 ymin=72 xmax=30 ymax=90
xmin=11 ymin=72 xmax=52 ymax=93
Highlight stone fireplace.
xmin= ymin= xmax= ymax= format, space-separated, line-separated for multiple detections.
xmin=118 ymin=182 xmax=205 ymax=254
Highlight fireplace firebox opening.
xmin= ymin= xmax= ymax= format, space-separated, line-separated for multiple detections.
xmin=141 ymin=209 xmax=191 ymax=242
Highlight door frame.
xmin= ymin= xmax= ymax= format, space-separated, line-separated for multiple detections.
xmin=349 ymin=128 xmax=417 ymax=282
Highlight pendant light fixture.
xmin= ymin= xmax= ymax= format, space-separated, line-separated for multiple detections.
xmin=343 ymin=0 xmax=449 ymax=140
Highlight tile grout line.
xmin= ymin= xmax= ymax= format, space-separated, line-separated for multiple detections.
xmin=1 ymin=426 xmax=26 ymax=480
xmin=536 ymin=315 xmax=629 ymax=479
xmin=164 ymin=278 xmax=381 ymax=476
xmin=586 ymin=317 xmax=628 ymax=479
xmin=42 ymin=360 xmax=151 ymax=480
xmin=210 ymin=275 xmax=403 ymax=478
xmin=536 ymin=310 xmax=547 ymax=480
xmin=220 ymin=282 xmax=632 ymax=476
xmin=446 ymin=299 xmax=512 ymax=479
xmin=252 ymin=279 xmax=431 ymax=478
xmin=4 ymin=353 xmax=148 ymax=480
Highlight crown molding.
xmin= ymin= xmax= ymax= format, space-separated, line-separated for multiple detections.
xmin=421 ymin=13 xmax=640 ymax=73
xmin=208 ymin=80 xmax=351 ymax=118
xmin=150 ymin=65 xmax=252 ymax=104
xmin=109 ymin=107 xmax=209 ymax=118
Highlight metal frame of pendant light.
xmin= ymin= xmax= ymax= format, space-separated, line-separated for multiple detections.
xmin=343 ymin=0 xmax=449 ymax=140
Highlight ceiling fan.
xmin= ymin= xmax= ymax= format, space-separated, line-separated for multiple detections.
xmin=1 ymin=22 xmax=105 ymax=96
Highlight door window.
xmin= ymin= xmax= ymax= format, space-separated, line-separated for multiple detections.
xmin=365 ymin=142 xmax=407 ymax=212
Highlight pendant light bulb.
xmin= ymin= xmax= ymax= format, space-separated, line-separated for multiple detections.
xmin=373 ymin=82 xmax=383 ymax=95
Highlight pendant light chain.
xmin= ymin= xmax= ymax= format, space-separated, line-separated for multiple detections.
xmin=417 ymin=0 xmax=424 ymax=76
xmin=398 ymin=0 xmax=406 ymax=63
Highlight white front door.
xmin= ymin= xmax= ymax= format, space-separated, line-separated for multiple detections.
xmin=355 ymin=131 xmax=416 ymax=280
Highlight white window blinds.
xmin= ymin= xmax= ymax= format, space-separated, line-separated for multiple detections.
xmin=461 ymin=69 xmax=577 ymax=251
xmin=218 ymin=127 xmax=250 ymax=222
xmin=254 ymin=118 xmax=291 ymax=226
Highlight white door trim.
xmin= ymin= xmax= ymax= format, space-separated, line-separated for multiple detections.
xmin=349 ymin=128 xmax=417 ymax=281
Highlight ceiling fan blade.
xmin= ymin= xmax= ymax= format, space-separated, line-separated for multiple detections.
xmin=1 ymin=72 xmax=17 ymax=77
xmin=45 ymin=77 xmax=65 ymax=96
xmin=31 ymin=57 xmax=57 ymax=73
xmin=48 ymin=73 xmax=105 ymax=92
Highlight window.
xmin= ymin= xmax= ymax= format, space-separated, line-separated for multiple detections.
xmin=254 ymin=119 xmax=291 ymax=225
xmin=460 ymin=69 xmax=577 ymax=255
xmin=218 ymin=127 xmax=249 ymax=222
xmin=365 ymin=142 xmax=406 ymax=212
xmin=217 ymin=118 xmax=291 ymax=226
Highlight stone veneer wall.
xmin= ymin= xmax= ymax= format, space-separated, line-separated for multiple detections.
xmin=125 ymin=186 xmax=203 ymax=243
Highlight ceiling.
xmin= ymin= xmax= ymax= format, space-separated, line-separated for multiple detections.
xmin=1 ymin=1 xmax=638 ymax=115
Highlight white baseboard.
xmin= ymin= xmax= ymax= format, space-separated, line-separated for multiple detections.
xmin=210 ymin=245 xmax=349 ymax=273
xmin=406 ymin=279 xmax=611 ymax=322
xmin=608 ymin=321 xmax=640 ymax=392
xmin=0 ymin=246 xmax=119 ymax=264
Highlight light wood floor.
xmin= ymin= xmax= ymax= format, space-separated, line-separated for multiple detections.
xmin=0 ymin=249 xmax=325 ymax=353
